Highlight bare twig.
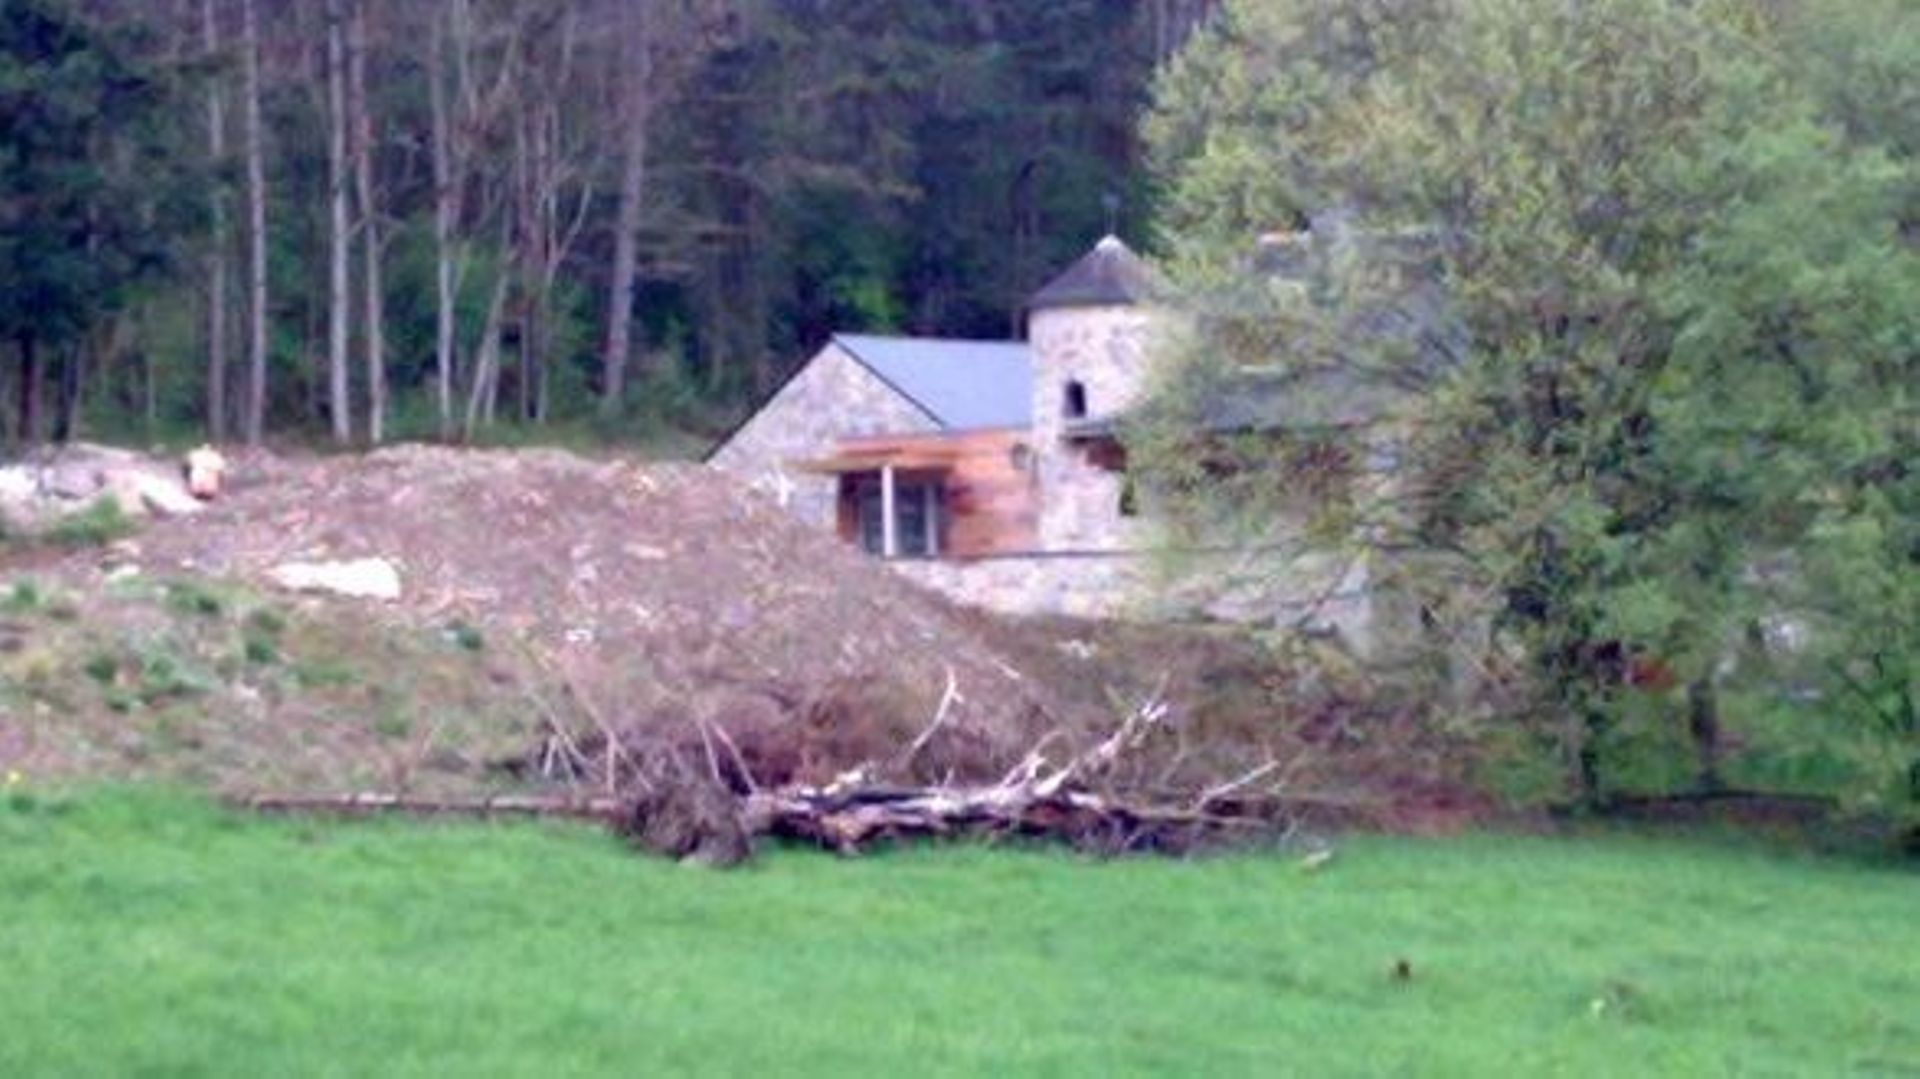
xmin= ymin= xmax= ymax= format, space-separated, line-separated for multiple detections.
xmin=705 ymin=719 xmax=759 ymax=795
xmin=1193 ymin=759 xmax=1280 ymax=810
xmin=894 ymin=665 xmax=961 ymax=773
xmin=694 ymin=718 xmax=724 ymax=787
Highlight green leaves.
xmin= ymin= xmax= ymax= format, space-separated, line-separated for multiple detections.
xmin=1142 ymin=0 xmax=1920 ymax=814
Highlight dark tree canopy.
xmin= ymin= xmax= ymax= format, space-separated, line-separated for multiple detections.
xmin=1 ymin=0 xmax=192 ymax=440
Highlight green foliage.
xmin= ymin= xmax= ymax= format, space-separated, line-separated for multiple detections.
xmin=131 ymin=643 xmax=215 ymax=705
xmin=164 ymin=580 xmax=227 ymax=620
xmin=443 ymin=619 xmax=485 ymax=653
xmin=2 ymin=792 xmax=1917 ymax=1074
xmin=0 ymin=0 xmax=199 ymax=440
xmin=239 ymin=607 xmax=284 ymax=666
xmin=42 ymin=498 xmax=136 ymax=548
xmin=1143 ymin=0 xmax=1919 ymax=813
xmin=3 ymin=579 xmax=43 ymax=613
xmin=2 ymin=1 xmax=1186 ymax=445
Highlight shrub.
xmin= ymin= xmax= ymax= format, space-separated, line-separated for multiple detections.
xmin=444 ymin=620 xmax=485 ymax=652
xmin=3 ymin=580 xmax=42 ymax=613
xmin=165 ymin=581 xmax=225 ymax=619
xmin=44 ymin=498 xmax=136 ymax=548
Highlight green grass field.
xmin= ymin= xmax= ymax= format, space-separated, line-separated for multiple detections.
xmin=1 ymin=790 xmax=1914 ymax=1076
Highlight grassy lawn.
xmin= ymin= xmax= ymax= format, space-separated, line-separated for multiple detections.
xmin=1 ymin=790 xmax=1914 ymax=1076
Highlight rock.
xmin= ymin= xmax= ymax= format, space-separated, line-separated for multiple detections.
xmin=0 ymin=466 xmax=37 ymax=529
xmin=0 ymin=443 xmax=200 ymax=524
xmin=267 ymin=558 xmax=402 ymax=602
xmin=100 ymin=468 xmax=202 ymax=518
xmin=41 ymin=460 xmax=104 ymax=500
xmin=0 ymin=466 xmax=36 ymax=504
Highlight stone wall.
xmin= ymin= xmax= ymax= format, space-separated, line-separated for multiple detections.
xmin=1028 ymin=304 xmax=1156 ymax=551
xmin=709 ymin=343 xmax=937 ymax=530
xmin=889 ymin=548 xmax=1386 ymax=651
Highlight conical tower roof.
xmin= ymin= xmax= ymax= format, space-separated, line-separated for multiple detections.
xmin=1027 ymin=235 xmax=1157 ymax=311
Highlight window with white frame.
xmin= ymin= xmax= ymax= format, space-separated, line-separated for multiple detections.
xmin=855 ymin=477 xmax=943 ymax=557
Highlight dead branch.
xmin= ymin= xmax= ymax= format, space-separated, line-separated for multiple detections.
xmin=236 ymin=792 xmax=623 ymax=820
xmin=242 ymin=674 xmax=1304 ymax=866
xmin=893 ymin=664 xmax=960 ymax=773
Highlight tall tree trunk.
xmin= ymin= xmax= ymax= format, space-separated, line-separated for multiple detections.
xmin=53 ymin=346 xmax=83 ymax=444
xmin=1686 ymin=677 xmax=1725 ymax=793
xmin=348 ymin=0 xmax=385 ymax=444
xmin=324 ymin=0 xmax=353 ymax=445
xmin=18 ymin=335 xmax=43 ymax=445
xmin=142 ymin=345 xmax=157 ymax=438
xmin=599 ymin=3 xmax=653 ymax=417
xmin=513 ymin=110 xmax=535 ymax=424
xmin=202 ymin=0 xmax=230 ymax=441
xmin=240 ymin=0 xmax=269 ymax=446
xmin=463 ymin=246 xmax=513 ymax=439
xmin=428 ymin=4 xmax=460 ymax=440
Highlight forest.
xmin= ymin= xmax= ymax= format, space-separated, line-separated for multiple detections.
xmin=1 ymin=0 xmax=1212 ymax=447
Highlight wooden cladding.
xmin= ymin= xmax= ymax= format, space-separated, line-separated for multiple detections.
xmin=823 ymin=428 xmax=1039 ymax=558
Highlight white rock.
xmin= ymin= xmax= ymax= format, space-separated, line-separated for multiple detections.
xmin=101 ymin=469 xmax=202 ymax=518
xmin=268 ymin=558 xmax=402 ymax=602
xmin=0 ymin=466 xmax=36 ymax=504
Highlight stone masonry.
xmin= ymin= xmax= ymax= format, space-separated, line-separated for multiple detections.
xmin=1029 ymin=298 xmax=1155 ymax=552
xmin=709 ymin=342 xmax=936 ymax=530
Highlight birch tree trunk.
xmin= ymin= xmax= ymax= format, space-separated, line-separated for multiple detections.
xmin=240 ymin=0 xmax=269 ymax=446
xmin=324 ymin=0 xmax=353 ymax=444
xmin=201 ymin=0 xmax=229 ymax=441
xmin=348 ymin=0 xmax=385 ymax=444
xmin=463 ymin=263 xmax=511 ymax=439
xmin=599 ymin=2 xmax=653 ymax=417
xmin=428 ymin=4 xmax=460 ymax=439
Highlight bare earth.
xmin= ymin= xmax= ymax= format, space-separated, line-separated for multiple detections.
xmin=1 ymin=444 xmax=1483 ymax=830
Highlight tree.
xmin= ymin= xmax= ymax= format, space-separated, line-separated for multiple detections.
xmin=198 ymin=0 xmax=230 ymax=440
xmin=1141 ymin=0 xmax=1919 ymax=813
xmin=347 ymin=0 xmax=385 ymax=443
xmin=322 ymin=0 xmax=352 ymax=444
xmin=0 ymin=0 xmax=192 ymax=444
xmin=4 ymin=0 xmax=1207 ymax=442
xmin=238 ymin=0 xmax=268 ymax=445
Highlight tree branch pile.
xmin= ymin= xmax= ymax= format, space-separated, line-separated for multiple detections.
xmin=532 ymin=671 xmax=1307 ymax=865
xmin=239 ymin=674 xmax=1308 ymax=867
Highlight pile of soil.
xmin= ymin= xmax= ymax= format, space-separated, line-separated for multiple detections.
xmin=7 ymin=443 xmax=1489 ymax=833
xmin=105 ymin=445 xmax=1076 ymax=783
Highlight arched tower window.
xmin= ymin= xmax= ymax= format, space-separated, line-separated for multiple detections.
xmin=1062 ymin=380 xmax=1088 ymax=420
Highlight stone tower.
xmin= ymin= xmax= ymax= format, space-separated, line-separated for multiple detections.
xmin=1025 ymin=235 xmax=1157 ymax=552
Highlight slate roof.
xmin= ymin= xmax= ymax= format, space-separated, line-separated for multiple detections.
xmin=833 ymin=333 xmax=1033 ymax=430
xmin=1027 ymin=234 xmax=1159 ymax=311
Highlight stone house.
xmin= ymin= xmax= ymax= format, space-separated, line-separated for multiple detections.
xmin=708 ymin=227 xmax=1428 ymax=636
xmin=709 ymin=235 xmax=1168 ymax=617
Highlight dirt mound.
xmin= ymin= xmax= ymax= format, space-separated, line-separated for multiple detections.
xmin=109 ymin=445 xmax=1068 ymax=778
xmin=7 ymin=444 xmax=1489 ymax=835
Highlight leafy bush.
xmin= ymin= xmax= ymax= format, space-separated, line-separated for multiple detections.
xmin=164 ymin=581 xmax=225 ymax=619
xmin=44 ymin=498 xmax=136 ymax=548
xmin=3 ymin=580 xmax=42 ymax=613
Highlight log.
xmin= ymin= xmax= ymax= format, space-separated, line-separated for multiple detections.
xmin=235 ymin=792 xmax=624 ymax=821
